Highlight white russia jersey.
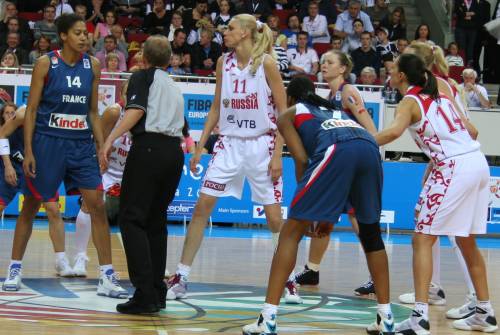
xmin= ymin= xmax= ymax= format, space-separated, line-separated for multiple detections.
xmin=406 ymin=86 xmax=480 ymax=163
xmin=219 ymin=52 xmax=277 ymax=137
xmin=436 ymin=75 xmax=469 ymax=119
xmin=102 ymin=104 xmax=132 ymax=190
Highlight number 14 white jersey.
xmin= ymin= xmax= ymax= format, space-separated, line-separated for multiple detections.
xmin=219 ymin=52 xmax=277 ymax=137
xmin=406 ymin=86 xmax=480 ymax=164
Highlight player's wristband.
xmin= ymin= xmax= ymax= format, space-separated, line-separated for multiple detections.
xmin=0 ymin=138 xmax=10 ymax=155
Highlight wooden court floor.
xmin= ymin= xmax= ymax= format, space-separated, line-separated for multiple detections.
xmin=0 ymin=228 xmax=499 ymax=335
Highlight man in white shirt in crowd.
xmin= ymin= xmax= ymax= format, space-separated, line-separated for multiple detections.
xmin=286 ymin=31 xmax=319 ymax=77
xmin=334 ymin=0 xmax=374 ymax=39
xmin=460 ymin=68 xmax=491 ymax=109
xmin=302 ymin=1 xmax=330 ymax=43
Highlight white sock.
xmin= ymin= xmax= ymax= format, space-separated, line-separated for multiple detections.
xmin=9 ymin=260 xmax=22 ymax=268
xmin=99 ymin=264 xmax=113 ymax=275
xmin=449 ymin=236 xmax=475 ymax=295
xmin=177 ymin=263 xmax=191 ymax=279
xmin=288 ymin=271 xmax=296 ymax=282
xmin=414 ymin=302 xmax=429 ymax=318
xmin=272 ymin=232 xmax=280 ymax=253
xmin=75 ymin=210 xmax=91 ymax=256
xmin=478 ymin=300 xmax=494 ymax=314
xmin=377 ymin=303 xmax=392 ymax=317
xmin=55 ymin=252 xmax=66 ymax=262
xmin=431 ymin=237 xmax=441 ymax=286
xmin=262 ymin=303 xmax=278 ymax=319
xmin=307 ymin=262 xmax=320 ymax=272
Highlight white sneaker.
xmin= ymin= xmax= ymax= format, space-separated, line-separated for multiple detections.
xmin=284 ymin=280 xmax=302 ymax=304
xmin=242 ymin=313 xmax=277 ymax=335
xmin=446 ymin=292 xmax=477 ymax=319
xmin=55 ymin=257 xmax=74 ymax=277
xmin=97 ymin=269 xmax=128 ymax=299
xmin=72 ymin=254 xmax=88 ymax=277
xmin=366 ymin=311 xmax=395 ymax=335
xmin=2 ymin=264 xmax=22 ymax=291
xmin=395 ymin=310 xmax=431 ymax=335
xmin=453 ymin=306 xmax=498 ymax=332
xmin=166 ymin=273 xmax=187 ymax=300
xmin=398 ymin=282 xmax=446 ymax=305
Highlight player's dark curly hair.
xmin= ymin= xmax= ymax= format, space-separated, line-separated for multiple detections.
xmin=56 ymin=13 xmax=84 ymax=37
xmin=286 ymin=76 xmax=337 ymax=110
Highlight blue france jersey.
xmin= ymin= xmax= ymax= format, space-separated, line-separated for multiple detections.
xmin=293 ymin=101 xmax=375 ymax=157
xmin=35 ymin=50 xmax=94 ymax=139
xmin=329 ymin=82 xmax=357 ymax=122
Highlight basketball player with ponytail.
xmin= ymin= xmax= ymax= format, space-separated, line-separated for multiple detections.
xmin=243 ymin=75 xmax=395 ymax=335
xmin=398 ymin=42 xmax=483 ymax=320
xmin=167 ymin=15 xmax=301 ymax=303
xmin=377 ymin=53 xmax=497 ymax=334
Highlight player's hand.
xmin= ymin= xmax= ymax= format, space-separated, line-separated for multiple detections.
xmin=190 ymin=151 xmax=202 ymax=174
xmin=23 ymin=152 xmax=36 ymax=178
xmin=305 ymin=221 xmax=333 ymax=238
xmin=268 ymin=154 xmax=283 ymax=182
xmin=4 ymin=165 xmax=17 ymax=186
xmin=99 ymin=140 xmax=112 ymax=173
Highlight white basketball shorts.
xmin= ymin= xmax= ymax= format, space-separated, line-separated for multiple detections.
xmin=415 ymin=150 xmax=489 ymax=236
xmin=200 ymin=133 xmax=283 ymax=205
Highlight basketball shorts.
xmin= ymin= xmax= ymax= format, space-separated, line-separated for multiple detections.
xmin=289 ymin=139 xmax=382 ymax=224
xmin=23 ymin=133 xmax=103 ymax=202
xmin=200 ymin=133 xmax=283 ymax=205
xmin=0 ymin=163 xmax=24 ymax=206
xmin=415 ymin=150 xmax=489 ymax=237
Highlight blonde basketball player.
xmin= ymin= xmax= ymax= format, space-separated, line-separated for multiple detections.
xmin=167 ymin=15 xmax=301 ymax=303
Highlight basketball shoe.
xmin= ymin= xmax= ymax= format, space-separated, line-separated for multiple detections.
xmin=366 ymin=311 xmax=395 ymax=335
xmin=452 ymin=306 xmax=498 ymax=332
xmin=398 ymin=282 xmax=446 ymax=305
xmin=446 ymin=292 xmax=476 ymax=319
xmin=56 ymin=256 xmax=74 ymax=277
xmin=72 ymin=253 xmax=89 ymax=277
xmin=354 ymin=278 xmax=375 ymax=296
xmin=242 ymin=313 xmax=277 ymax=335
xmin=294 ymin=265 xmax=319 ymax=286
xmin=395 ymin=310 xmax=431 ymax=335
xmin=166 ymin=273 xmax=187 ymax=300
xmin=284 ymin=280 xmax=302 ymax=304
xmin=2 ymin=263 xmax=22 ymax=291
xmin=97 ymin=269 xmax=129 ymax=298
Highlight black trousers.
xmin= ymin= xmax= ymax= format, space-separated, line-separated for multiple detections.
xmin=118 ymin=133 xmax=184 ymax=304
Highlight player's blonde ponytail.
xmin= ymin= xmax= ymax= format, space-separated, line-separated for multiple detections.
xmin=233 ymin=14 xmax=276 ymax=75
xmin=408 ymin=41 xmax=449 ymax=77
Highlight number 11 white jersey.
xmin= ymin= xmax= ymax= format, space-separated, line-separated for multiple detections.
xmin=406 ymin=86 xmax=480 ymax=164
xmin=219 ymin=52 xmax=277 ymax=137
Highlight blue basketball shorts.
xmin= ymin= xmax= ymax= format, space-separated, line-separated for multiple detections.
xmin=289 ymin=139 xmax=382 ymax=224
xmin=23 ymin=133 xmax=102 ymax=202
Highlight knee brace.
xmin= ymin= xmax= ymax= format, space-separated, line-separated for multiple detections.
xmin=358 ymin=222 xmax=385 ymax=253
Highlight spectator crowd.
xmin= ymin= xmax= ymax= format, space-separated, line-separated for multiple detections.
xmin=0 ymin=0 xmax=498 ymax=104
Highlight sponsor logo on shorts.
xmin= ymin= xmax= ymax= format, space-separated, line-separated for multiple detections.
xmin=203 ymin=180 xmax=226 ymax=191
xmin=223 ymin=98 xmax=230 ymax=108
xmin=227 ymin=114 xmax=235 ymax=123
xmin=253 ymin=205 xmax=288 ymax=219
xmin=49 ymin=113 xmax=88 ymax=130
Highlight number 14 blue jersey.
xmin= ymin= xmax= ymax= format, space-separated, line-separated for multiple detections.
xmin=35 ymin=50 xmax=94 ymax=139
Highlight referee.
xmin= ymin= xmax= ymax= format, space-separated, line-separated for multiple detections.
xmin=101 ymin=35 xmax=184 ymax=314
